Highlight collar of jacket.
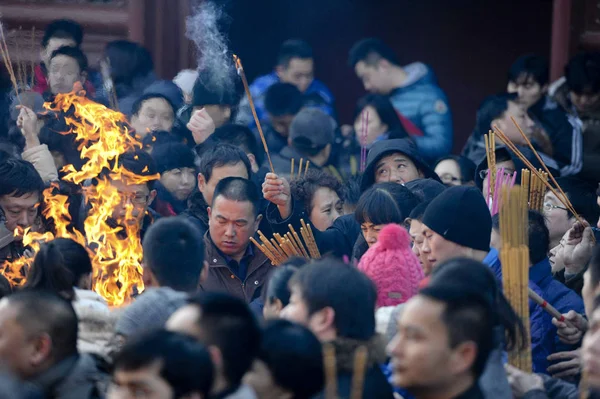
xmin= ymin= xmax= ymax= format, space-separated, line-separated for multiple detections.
xmin=204 ymin=233 xmax=268 ymax=275
xmin=324 ymin=335 xmax=388 ymax=373
xmin=32 ymin=354 xmax=79 ymax=393
xmin=529 ymin=257 xmax=552 ymax=287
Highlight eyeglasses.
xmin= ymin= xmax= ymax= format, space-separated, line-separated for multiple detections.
xmin=479 ymin=168 xmax=516 ymax=180
xmin=119 ymin=191 xmax=150 ymax=205
xmin=543 ymin=202 xmax=568 ymax=212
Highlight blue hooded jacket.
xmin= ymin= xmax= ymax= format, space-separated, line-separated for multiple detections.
xmin=529 ymin=257 xmax=586 ymax=355
xmin=235 ymin=72 xmax=335 ymax=128
xmin=483 ymin=248 xmax=555 ymax=374
xmin=388 ymin=63 xmax=453 ymax=162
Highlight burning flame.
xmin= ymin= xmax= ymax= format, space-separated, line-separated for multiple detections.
xmin=1 ymin=84 xmax=158 ymax=306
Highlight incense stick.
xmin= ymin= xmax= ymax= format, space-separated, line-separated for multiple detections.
xmin=528 ymin=288 xmax=575 ymax=328
xmin=0 ymin=25 xmax=21 ymax=103
xmin=305 ymin=160 xmax=310 ymax=177
xmin=290 ymin=158 xmax=294 ymax=177
xmin=233 ymin=54 xmax=274 ymax=173
xmin=30 ymin=27 xmax=35 ymax=89
xmin=14 ymin=28 xmax=25 ymax=89
xmin=493 ymin=127 xmax=582 ymax=222
xmin=298 ymin=158 xmax=303 ymax=178
xmin=323 ymin=344 xmax=338 ymax=399
xmin=350 ymin=346 xmax=368 ymax=399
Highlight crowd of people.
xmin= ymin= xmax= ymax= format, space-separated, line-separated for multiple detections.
xmin=0 ymin=16 xmax=599 ymax=399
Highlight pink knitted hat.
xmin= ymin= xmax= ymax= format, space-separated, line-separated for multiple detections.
xmin=358 ymin=224 xmax=424 ymax=308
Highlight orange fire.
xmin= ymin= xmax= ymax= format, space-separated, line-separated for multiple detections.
xmin=1 ymin=84 xmax=158 ymax=306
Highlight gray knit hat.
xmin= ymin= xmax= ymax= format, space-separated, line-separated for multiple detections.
xmin=289 ymin=108 xmax=336 ymax=156
xmin=115 ymin=287 xmax=188 ymax=337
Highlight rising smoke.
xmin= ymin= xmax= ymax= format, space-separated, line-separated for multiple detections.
xmin=186 ymin=1 xmax=236 ymax=96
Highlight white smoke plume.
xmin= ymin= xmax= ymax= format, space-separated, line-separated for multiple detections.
xmin=186 ymin=1 xmax=235 ymax=95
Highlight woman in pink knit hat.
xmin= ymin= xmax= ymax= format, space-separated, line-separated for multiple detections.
xmin=358 ymin=223 xmax=424 ymax=309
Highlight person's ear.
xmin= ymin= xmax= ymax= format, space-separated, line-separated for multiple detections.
xmin=198 ymin=173 xmax=206 ymax=191
xmin=491 ymin=117 xmax=504 ymax=132
xmin=207 ymin=207 xmax=212 ymax=220
xmin=273 ymin=298 xmax=284 ymax=314
xmin=247 ymin=153 xmax=258 ymax=173
xmin=418 ymin=169 xmax=424 ymax=179
xmin=309 ymin=306 xmax=336 ymax=337
xmin=147 ymin=189 xmax=157 ymax=207
xmin=208 ymin=345 xmax=224 ymax=374
xmin=275 ymin=65 xmax=286 ymax=79
xmin=449 ymin=341 xmax=477 ymax=375
xmin=142 ymin=266 xmax=157 ymax=289
xmin=30 ymin=333 xmax=52 ymax=367
xmin=254 ymin=214 xmax=263 ymax=233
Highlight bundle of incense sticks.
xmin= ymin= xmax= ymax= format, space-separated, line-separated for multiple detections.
xmin=493 ymin=125 xmax=588 ymax=230
xmin=0 ymin=24 xmax=21 ymax=103
xmin=528 ymin=287 xmax=575 ymax=327
xmin=360 ymin=111 xmax=369 ymax=173
xmin=490 ymin=167 xmax=517 ymax=215
xmin=527 ymin=169 xmax=548 ymax=212
xmin=499 ymin=184 xmax=532 ymax=372
xmin=249 ymin=219 xmax=321 ymax=265
xmin=290 ymin=158 xmax=310 ymax=178
xmin=233 ymin=54 xmax=274 ymax=173
xmin=484 ymin=131 xmax=497 ymax=207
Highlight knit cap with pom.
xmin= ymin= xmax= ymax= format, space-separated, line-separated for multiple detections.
xmin=358 ymin=224 xmax=424 ymax=308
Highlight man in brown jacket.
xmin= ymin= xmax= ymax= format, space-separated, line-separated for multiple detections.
xmin=202 ymin=177 xmax=274 ymax=303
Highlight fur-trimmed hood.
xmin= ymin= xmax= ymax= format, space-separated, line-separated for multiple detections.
xmin=73 ymin=289 xmax=115 ymax=358
xmin=325 ymin=335 xmax=388 ymax=373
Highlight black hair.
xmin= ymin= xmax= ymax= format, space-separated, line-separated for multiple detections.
xmin=441 ymin=298 xmax=494 ymax=378
xmin=492 ymin=210 xmax=550 ymax=266
xmin=187 ymin=292 xmax=261 ymax=386
xmin=474 ymin=92 xmax=519 ymax=138
xmin=407 ymin=200 xmax=431 ymax=222
xmin=565 ymin=52 xmax=600 ymax=94
xmin=527 ymin=210 xmax=551 ymax=265
xmin=353 ymin=94 xmax=408 ymax=139
xmin=289 ymin=259 xmax=377 ymax=340
xmin=142 ymin=130 xmax=182 ymax=151
xmin=212 ymin=177 xmax=261 ymax=217
xmin=0 ymin=159 xmax=44 ymax=197
xmin=197 ymin=143 xmax=251 ymax=183
xmin=342 ymin=176 xmax=361 ymax=208
xmin=24 ymin=238 xmax=92 ymax=301
xmin=266 ymin=265 xmax=298 ymax=308
xmin=589 ymin=245 xmax=600 ymax=289
xmin=508 ymin=54 xmax=549 ymax=87
xmin=554 ymin=177 xmax=600 ymax=226
xmin=210 ymin=123 xmax=262 ymax=165
xmin=105 ymin=40 xmax=154 ymax=87
xmin=264 ymin=83 xmax=304 ymax=117
xmin=277 ymin=39 xmax=313 ymax=67
xmin=114 ymin=329 xmax=213 ymax=398
xmin=130 ymin=93 xmax=176 ymax=118
xmin=355 ymin=182 xmax=419 ymax=226
xmin=49 ymin=46 xmax=88 ymax=73
xmin=142 ymin=217 xmax=205 ymax=292
xmin=290 ymin=169 xmax=343 ymax=216
xmin=435 ymin=155 xmax=477 ymax=184
xmin=112 ymin=150 xmax=158 ymax=190
xmin=7 ymin=290 xmax=78 ymax=362
xmin=348 ymin=38 xmax=400 ymax=68
xmin=258 ymin=320 xmax=324 ymax=399
xmin=151 ymin=142 xmax=196 ymax=174
xmin=425 ymin=258 xmax=526 ymax=377
xmin=42 ymin=19 xmax=83 ymax=48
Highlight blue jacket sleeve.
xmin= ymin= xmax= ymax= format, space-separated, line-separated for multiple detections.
xmin=411 ymin=89 xmax=453 ymax=162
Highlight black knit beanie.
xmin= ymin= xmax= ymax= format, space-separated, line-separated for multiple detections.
xmin=421 ymin=186 xmax=491 ymax=252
